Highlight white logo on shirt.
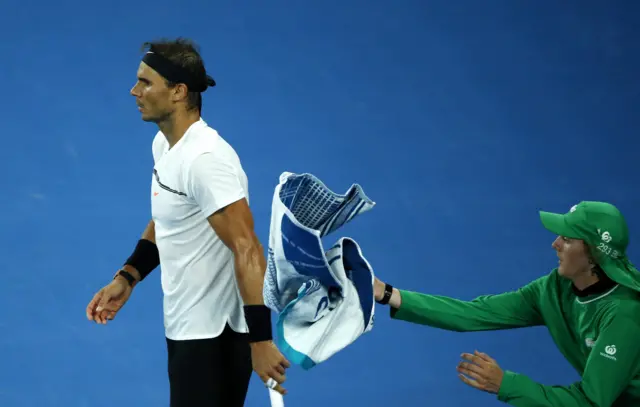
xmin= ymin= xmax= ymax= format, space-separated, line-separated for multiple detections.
xmin=601 ymin=345 xmax=617 ymax=361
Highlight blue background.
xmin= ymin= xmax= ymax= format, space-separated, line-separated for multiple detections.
xmin=1 ymin=1 xmax=638 ymax=406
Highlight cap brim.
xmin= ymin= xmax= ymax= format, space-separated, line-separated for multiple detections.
xmin=539 ymin=211 xmax=581 ymax=239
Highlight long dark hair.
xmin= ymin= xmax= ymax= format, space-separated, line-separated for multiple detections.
xmin=585 ymin=241 xmax=610 ymax=280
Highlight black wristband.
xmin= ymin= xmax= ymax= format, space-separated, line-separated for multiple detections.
xmin=243 ymin=305 xmax=273 ymax=343
xmin=124 ymin=239 xmax=160 ymax=281
xmin=377 ymin=283 xmax=393 ymax=305
xmin=115 ymin=269 xmax=136 ymax=287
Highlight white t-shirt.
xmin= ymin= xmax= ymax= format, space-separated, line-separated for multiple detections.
xmin=150 ymin=119 xmax=249 ymax=340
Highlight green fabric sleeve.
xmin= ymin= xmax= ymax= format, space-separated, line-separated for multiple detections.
xmin=497 ymin=313 xmax=640 ymax=407
xmin=390 ymin=277 xmax=545 ymax=332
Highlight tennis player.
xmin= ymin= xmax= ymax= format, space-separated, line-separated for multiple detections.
xmin=375 ymin=201 xmax=640 ymax=406
xmin=85 ymin=37 xmax=290 ymax=407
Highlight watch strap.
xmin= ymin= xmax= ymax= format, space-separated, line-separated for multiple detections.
xmin=377 ymin=283 xmax=393 ymax=305
xmin=115 ymin=269 xmax=136 ymax=287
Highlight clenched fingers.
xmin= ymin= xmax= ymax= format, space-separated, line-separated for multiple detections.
xmin=98 ymin=309 xmax=116 ymax=323
xmin=273 ymin=363 xmax=286 ymax=376
xmin=86 ymin=292 xmax=103 ymax=321
xmin=268 ymin=369 xmax=286 ymax=385
xmin=262 ymin=374 xmax=287 ymax=395
xmin=273 ymin=383 xmax=287 ymax=395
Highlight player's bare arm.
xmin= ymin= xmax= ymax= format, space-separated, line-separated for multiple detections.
xmin=207 ymin=198 xmax=291 ymax=395
xmin=87 ymin=219 xmax=159 ymax=323
xmin=118 ymin=219 xmax=157 ymax=284
xmin=207 ymin=199 xmax=265 ymax=305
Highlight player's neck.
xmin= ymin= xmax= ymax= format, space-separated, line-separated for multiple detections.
xmin=158 ymin=109 xmax=201 ymax=148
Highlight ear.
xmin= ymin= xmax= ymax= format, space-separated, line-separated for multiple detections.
xmin=587 ymin=253 xmax=596 ymax=267
xmin=170 ymin=83 xmax=190 ymax=102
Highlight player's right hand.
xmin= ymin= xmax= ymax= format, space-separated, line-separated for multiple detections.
xmin=250 ymin=340 xmax=291 ymax=395
xmin=86 ymin=276 xmax=133 ymax=324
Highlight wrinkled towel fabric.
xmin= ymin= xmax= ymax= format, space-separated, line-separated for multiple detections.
xmin=262 ymin=172 xmax=376 ymax=370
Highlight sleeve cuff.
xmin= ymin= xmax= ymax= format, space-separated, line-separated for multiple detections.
xmin=389 ymin=290 xmax=406 ymax=319
xmin=497 ymin=370 xmax=519 ymax=401
xmin=200 ymin=193 xmax=246 ymax=219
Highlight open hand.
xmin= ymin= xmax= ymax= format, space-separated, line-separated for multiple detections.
xmin=457 ymin=350 xmax=504 ymax=394
xmin=86 ymin=277 xmax=133 ymax=324
xmin=250 ymin=341 xmax=291 ymax=395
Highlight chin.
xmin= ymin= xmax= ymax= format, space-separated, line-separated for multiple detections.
xmin=557 ymin=266 xmax=578 ymax=280
xmin=140 ymin=114 xmax=158 ymax=123
xmin=556 ymin=265 xmax=569 ymax=278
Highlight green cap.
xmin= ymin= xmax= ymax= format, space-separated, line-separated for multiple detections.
xmin=539 ymin=201 xmax=640 ymax=292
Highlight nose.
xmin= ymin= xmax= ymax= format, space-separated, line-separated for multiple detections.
xmin=552 ymin=236 xmax=563 ymax=251
xmin=130 ymin=82 xmax=142 ymax=97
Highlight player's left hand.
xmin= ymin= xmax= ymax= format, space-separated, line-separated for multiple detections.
xmin=457 ymin=350 xmax=504 ymax=394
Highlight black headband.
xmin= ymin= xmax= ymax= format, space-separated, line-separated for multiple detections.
xmin=142 ymin=51 xmax=215 ymax=92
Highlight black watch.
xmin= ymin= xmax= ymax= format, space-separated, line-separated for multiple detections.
xmin=115 ymin=269 xmax=136 ymax=287
xmin=376 ymin=283 xmax=394 ymax=305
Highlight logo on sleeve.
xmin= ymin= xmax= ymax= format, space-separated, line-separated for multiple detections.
xmin=601 ymin=345 xmax=617 ymax=361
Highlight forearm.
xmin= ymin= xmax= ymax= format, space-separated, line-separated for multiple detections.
xmin=389 ymin=289 xmax=541 ymax=332
xmin=498 ymin=372 xmax=594 ymax=407
xmin=119 ymin=220 xmax=159 ymax=283
xmin=387 ymin=288 xmax=402 ymax=308
xmin=233 ymin=237 xmax=274 ymax=343
xmin=233 ymin=238 xmax=268 ymax=305
xmin=141 ymin=219 xmax=156 ymax=244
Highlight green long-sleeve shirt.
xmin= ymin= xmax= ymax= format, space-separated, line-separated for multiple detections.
xmin=390 ymin=269 xmax=640 ymax=407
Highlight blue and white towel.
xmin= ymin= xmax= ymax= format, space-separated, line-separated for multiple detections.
xmin=263 ymin=172 xmax=376 ymax=370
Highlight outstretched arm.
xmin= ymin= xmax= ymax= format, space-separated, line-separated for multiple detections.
xmin=374 ymin=276 xmax=545 ymax=332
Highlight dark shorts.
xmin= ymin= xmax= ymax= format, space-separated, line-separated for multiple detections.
xmin=166 ymin=323 xmax=253 ymax=407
